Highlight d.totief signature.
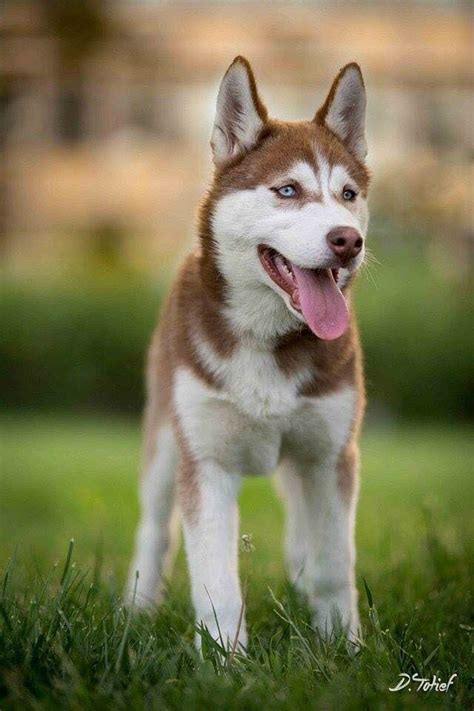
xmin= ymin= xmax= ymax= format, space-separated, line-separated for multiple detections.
xmin=389 ymin=673 xmax=457 ymax=693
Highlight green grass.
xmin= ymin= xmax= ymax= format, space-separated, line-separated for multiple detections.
xmin=1 ymin=415 xmax=473 ymax=709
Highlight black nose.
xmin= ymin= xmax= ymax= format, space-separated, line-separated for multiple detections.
xmin=326 ymin=227 xmax=363 ymax=266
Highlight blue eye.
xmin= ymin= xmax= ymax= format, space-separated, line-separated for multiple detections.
xmin=342 ymin=187 xmax=357 ymax=201
xmin=277 ymin=185 xmax=297 ymax=198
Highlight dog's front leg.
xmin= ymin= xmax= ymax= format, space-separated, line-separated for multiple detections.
xmin=180 ymin=458 xmax=246 ymax=653
xmin=300 ymin=443 xmax=360 ymax=643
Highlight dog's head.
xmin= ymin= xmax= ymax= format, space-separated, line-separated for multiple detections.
xmin=206 ymin=56 xmax=370 ymax=341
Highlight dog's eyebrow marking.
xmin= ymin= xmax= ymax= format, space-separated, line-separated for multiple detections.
xmin=287 ymin=161 xmax=321 ymax=198
xmin=330 ymin=164 xmax=354 ymax=193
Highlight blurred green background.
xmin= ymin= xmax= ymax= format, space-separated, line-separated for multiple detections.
xmin=1 ymin=244 xmax=472 ymax=421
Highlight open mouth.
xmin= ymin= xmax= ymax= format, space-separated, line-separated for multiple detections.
xmin=258 ymin=245 xmax=349 ymax=341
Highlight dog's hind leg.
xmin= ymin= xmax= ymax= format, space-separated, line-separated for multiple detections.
xmin=125 ymin=420 xmax=179 ymax=608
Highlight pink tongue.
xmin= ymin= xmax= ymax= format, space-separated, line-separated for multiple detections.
xmin=291 ymin=265 xmax=349 ymax=340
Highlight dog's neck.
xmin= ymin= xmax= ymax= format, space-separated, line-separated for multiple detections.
xmin=223 ymin=278 xmax=301 ymax=344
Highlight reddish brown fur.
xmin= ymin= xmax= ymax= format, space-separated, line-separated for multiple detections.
xmin=174 ymin=419 xmax=200 ymax=523
xmin=216 ymin=120 xmax=369 ymax=194
xmin=337 ymin=366 xmax=365 ymax=501
xmin=337 ymin=440 xmax=358 ymax=502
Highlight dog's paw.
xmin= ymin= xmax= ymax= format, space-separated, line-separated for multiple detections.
xmin=195 ymin=611 xmax=248 ymax=658
xmin=123 ymin=573 xmax=161 ymax=611
xmin=311 ymin=585 xmax=361 ymax=651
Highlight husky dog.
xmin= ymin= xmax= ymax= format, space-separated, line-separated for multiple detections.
xmin=126 ymin=57 xmax=370 ymax=650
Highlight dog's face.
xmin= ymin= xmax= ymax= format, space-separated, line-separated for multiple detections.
xmin=208 ymin=57 xmax=370 ymax=341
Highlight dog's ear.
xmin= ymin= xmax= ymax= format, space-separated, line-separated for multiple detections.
xmin=211 ymin=56 xmax=268 ymax=166
xmin=315 ymin=63 xmax=367 ymax=162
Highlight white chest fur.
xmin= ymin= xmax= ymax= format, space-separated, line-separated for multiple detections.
xmin=192 ymin=334 xmax=310 ymax=419
xmin=173 ymin=339 xmax=356 ymax=476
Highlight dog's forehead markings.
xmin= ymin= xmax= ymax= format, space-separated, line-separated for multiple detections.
xmin=314 ymin=151 xmax=333 ymax=201
xmin=312 ymin=152 xmax=354 ymax=198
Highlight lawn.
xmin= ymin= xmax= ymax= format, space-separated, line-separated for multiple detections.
xmin=1 ymin=415 xmax=473 ymax=709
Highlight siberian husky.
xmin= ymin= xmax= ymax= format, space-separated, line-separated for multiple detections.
xmin=126 ymin=57 xmax=370 ymax=651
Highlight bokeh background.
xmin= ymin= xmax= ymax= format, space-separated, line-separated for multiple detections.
xmin=1 ymin=0 xmax=473 ymax=571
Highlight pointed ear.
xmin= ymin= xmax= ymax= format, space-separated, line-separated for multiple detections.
xmin=211 ymin=56 xmax=268 ymax=166
xmin=315 ymin=63 xmax=367 ymax=162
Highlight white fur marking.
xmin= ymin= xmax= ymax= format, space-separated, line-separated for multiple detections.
xmin=287 ymin=160 xmax=321 ymax=195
